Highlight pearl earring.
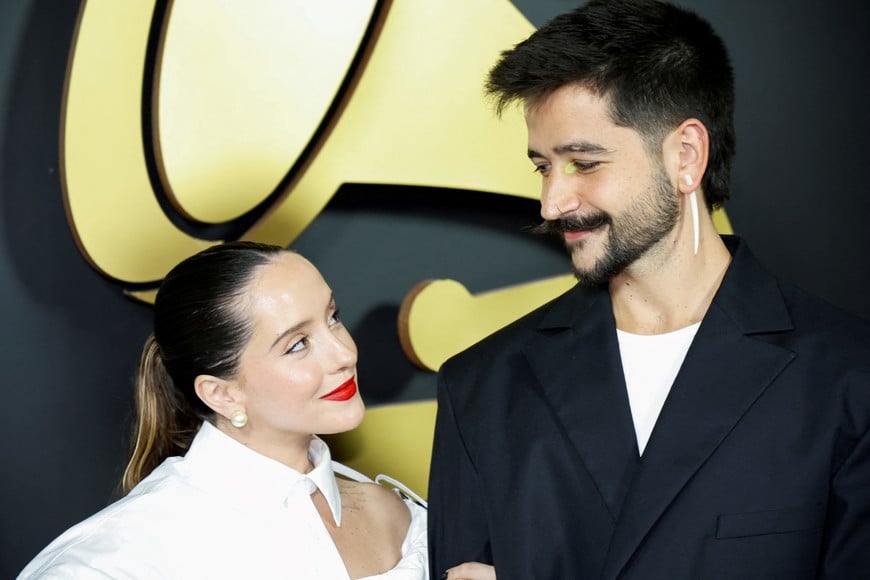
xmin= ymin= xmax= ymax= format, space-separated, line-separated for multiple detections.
xmin=230 ymin=410 xmax=248 ymax=428
xmin=683 ymin=175 xmax=699 ymax=256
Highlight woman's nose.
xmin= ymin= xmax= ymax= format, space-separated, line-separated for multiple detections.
xmin=327 ymin=330 xmax=357 ymax=371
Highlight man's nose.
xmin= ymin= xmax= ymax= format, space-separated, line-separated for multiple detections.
xmin=540 ymin=170 xmax=581 ymax=221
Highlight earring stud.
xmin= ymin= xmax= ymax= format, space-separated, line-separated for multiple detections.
xmin=230 ymin=410 xmax=248 ymax=428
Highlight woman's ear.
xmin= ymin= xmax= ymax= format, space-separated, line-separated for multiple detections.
xmin=194 ymin=374 xmax=241 ymax=420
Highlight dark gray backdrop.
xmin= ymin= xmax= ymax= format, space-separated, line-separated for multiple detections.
xmin=1 ymin=0 xmax=868 ymax=575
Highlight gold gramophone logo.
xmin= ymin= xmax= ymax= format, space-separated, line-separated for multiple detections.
xmin=62 ymin=0 xmax=732 ymax=372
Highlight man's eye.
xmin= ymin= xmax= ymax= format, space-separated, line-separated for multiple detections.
xmin=532 ymin=164 xmax=550 ymax=175
xmin=570 ymin=160 xmax=601 ymax=173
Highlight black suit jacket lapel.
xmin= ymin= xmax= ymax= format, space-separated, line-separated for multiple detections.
xmin=523 ymin=285 xmax=640 ymax=522
xmin=601 ymin=237 xmax=797 ymax=579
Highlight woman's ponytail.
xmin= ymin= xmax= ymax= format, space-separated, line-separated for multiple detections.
xmin=121 ymin=334 xmax=200 ymax=494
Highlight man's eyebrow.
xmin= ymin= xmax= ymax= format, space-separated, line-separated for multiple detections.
xmin=556 ymin=141 xmax=612 ymax=155
xmin=528 ymin=141 xmax=612 ymax=159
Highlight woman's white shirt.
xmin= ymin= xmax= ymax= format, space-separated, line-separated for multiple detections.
xmin=18 ymin=422 xmax=428 ymax=579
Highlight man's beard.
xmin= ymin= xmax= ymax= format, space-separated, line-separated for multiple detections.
xmin=530 ymin=165 xmax=679 ymax=287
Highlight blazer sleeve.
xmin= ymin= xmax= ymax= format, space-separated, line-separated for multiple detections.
xmin=428 ymin=364 xmax=493 ymax=578
xmin=818 ymin=412 xmax=870 ymax=578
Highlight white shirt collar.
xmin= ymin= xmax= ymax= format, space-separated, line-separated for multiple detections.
xmin=306 ymin=436 xmax=343 ymax=526
xmin=184 ymin=421 xmax=343 ymax=525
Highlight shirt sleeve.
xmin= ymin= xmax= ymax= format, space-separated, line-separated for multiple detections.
xmin=358 ymin=500 xmax=429 ymax=580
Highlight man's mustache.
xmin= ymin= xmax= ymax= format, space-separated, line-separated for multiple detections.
xmin=526 ymin=213 xmax=610 ymax=236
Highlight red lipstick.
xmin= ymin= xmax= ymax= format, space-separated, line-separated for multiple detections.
xmin=319 ymin=377 xmax=357 ymax=401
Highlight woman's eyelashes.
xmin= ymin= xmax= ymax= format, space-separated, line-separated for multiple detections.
xmin=283 ymin=310 xmax=341 ymax=356
xmin=285 ymin=336 xmax=309 ymax=355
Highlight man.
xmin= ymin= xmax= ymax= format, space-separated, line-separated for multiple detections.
xmin=427 ymin=1 xmax=870 ymax=578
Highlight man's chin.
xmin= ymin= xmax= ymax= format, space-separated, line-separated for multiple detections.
xmin=570 ymin=247 xmax=619 ymax=287
xmin=573 ymin=260 xmax=619 ymax=286
xmin=567 ymin=239 xmax=599 ymax=267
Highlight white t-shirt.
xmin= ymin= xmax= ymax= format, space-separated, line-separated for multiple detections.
xmin=18 ymin=422 xmax=428 ymax=579
xmin=617 ymin=323 xmax=700 ymax=455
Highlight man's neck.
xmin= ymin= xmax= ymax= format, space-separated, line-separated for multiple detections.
xmin=609 ymin=233 xmax=731 ymax=335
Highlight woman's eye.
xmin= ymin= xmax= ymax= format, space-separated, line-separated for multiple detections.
xmin=286 ymin=337 xmax=308 ymax=354
xmin=328 ymin=308 xmax=341 ymax=326
xmin=532 ymin=163 xmax=550 ymax=175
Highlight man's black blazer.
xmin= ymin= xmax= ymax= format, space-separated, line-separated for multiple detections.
xmin=428 ymin=236 xmax=870 ymax=579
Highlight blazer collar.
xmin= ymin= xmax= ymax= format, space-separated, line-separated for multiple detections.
xmin=525 ymin=284 xmax=640 ymax=521
xmin=713 ymin=235 xmax=793 ymax=334
xmin=536 ymin=277 xmax=606 ymax=331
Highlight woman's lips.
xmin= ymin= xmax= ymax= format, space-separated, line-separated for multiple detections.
xmin=319 ymin=377 xmax=357 ymax=401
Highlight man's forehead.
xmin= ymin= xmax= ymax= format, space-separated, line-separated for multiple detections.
xmin=523 ymin=82 xmax=609 ymax=116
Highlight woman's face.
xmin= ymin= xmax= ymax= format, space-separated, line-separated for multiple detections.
xmin=229 ymin=252 xmax=363 ymax=445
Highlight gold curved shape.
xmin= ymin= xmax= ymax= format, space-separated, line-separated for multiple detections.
xmin=62 ymin=1 xmax=212 ymax=283
xmin=245 ymin=0 xmax=540 ymax=245
xmin=711 ymin=206 xmax=732 ymax=234
xmin=155 ymin=0 xmax=377 ymax=222
xmin=400 ymin=275 xmax=576 ymax=371
xmin=324 ymin=400 xmax=437 ymax=497
xmin=63 ymin=0 xmax=540 ymax=287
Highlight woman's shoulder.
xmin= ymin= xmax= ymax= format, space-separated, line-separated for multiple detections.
xmin=338 ymin=478 xmax=411 ymax=533
xmin=336 ymin=479 xmax=428 ymax=579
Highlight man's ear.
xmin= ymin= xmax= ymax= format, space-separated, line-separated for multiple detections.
xmin=194 ymin=374 xmax=241 ymax=421
xmin=664 ymin=117 xmax=709 ymax=195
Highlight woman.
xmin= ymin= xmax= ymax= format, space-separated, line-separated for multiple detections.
xmin=20 ymin=242 xmax=492 ymax=579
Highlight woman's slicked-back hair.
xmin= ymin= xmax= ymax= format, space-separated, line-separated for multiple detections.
xmin=485 ymin=0 xmax=735 ymax=208
xmin=122 ymin=241 xmax=289 ymax=493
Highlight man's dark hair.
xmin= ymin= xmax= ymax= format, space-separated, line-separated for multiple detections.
xmin=486 ymin=0 xmax=735 ymax=208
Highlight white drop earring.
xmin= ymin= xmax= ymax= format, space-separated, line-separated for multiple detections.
xmin=683 ymin=175 xmax=699 ymax=255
